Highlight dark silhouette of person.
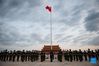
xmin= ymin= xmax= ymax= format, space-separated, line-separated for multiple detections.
xmin=31 ymin=51 xmax=34 ymax=62
xmin=83 ymin=50 xmax=87 ymax=61
xmin=12 ymin=50 xmax=16 ymax=62
xmin=58 ymin=49 xmax=62 ymax=62
xmin=21 ymin=50 xmax=25 ymax=62
xmin=64 ymin=50 xmax=69 ymax=61
xmin=75 ymin=50 xmax=79 ymax=61
xmin=41 ymin=51 xmax=45 ymax=62
xmin=87 ymin=49 xmax=91 ymax=61
xmin=78 ymin=49 xmax=83 ymax=62
xmin=50 ymin=50 xmax=54 ymax=62
xmin=16 ymin=51 xmax=20 ymax=61
xmin=69 ymin=49 xmax=73 ymax=62
xmin=95 ymin=49 xmax=99 ymax=61
xmin=9 ymin=50 xmax=13 ymax=61
xmin=73 ymin=50 xmax=76 ymax=61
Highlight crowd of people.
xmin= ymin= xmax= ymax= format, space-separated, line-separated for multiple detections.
xmin=0 ymin=50 xmax=39 ymax=62
xmin=64 ymin=49 xmax=99 ymax=62
xmin=0 ymin=49 xmax=99 ymax=62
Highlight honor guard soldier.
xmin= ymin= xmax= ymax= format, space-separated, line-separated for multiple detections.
xmin=78 ymin=49 xmax=83 ymax=62
xmin=12 ymin=50 xmax=16 ymax=62
xmin=16 ymin=51 xmax=20 ymax=61
xmin=21 ymin=50 xmax=25 ymax=62
xmin=58 ymin=50 xmax=62 ymax=62
xmin=64 ymin=50 xmax=69 ymax=61
xmin=69 ymin=49 xmax=73 ymax=62
xmin=41 ymin=51 xmax=45 ymax=62
xmin=50 ymin=50 xmax=54 ymax=62
xmin=88 ymin=49 xmax=91 ymax=61
xmin=9 ymin=51 xmax=13 ymax=61
xmin=84 ymin=50 xmax=87 ymax=61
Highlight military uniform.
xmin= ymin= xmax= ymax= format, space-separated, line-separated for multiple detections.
xmin=64 ymin=50 xmax=69 ymax=61
xmin=69 ymin=49 xmax=73 ymax=62
xmin=41 ymin=52 xmax=45 ymax=62
xmin=50 ymin=51 xmax=54 ymax=62
xmin=78 ymin=49 xmax=83 ymax=62
xmin=58 ymin=50 xmax=62 ymax=62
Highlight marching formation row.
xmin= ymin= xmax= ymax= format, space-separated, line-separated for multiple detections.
xmin=0 ymin=49 xmax=99 ymax=62
xmin=64 ymin=49 xmax=99 ymax=62
xmin=0 ymin=50 xmax=39 ymax=62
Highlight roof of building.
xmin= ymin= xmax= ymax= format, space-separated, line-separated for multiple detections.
xmin=42 ymin=45 xmax=61 ymax=51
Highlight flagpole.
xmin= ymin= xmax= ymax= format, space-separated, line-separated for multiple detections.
xmin=50 ymin=9 xmax=52 ymax=51
xmin=45 ymin=5 xmax=53 ymax=51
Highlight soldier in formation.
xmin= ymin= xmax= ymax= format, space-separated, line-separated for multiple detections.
xmin=58 ymin=50 xmax=63 ymax=62
xmin=64 ymin=49 xmax=99 ymax=62
xmin=50 ymin=50 xmax=54 ymax=62
xmin=40 ymin=51 xmax=45 ymax=62
xmin=0 ymin=49 xmax=99 ymax=62
xmin=0 ymin=50 xmax=39 ymax=62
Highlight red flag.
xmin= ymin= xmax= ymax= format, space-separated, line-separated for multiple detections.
xmin=45 ymin=5 xmax=52 ymax=12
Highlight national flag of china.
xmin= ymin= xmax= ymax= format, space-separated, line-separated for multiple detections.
xmin=45 ymin=5 xmax=52 ymax=12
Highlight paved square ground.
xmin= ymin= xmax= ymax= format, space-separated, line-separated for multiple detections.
xmin=0 ymin=60 xmax=99 ymax=66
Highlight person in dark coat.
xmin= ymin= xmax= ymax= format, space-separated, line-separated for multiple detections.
xmin=50 ymin=50 xmax=54 ymax=62
xmin=21 ymin=50 xmax=25 ymax=62
xmin=16 ymin=51 xmax=20 ymax=61
xmin=69 ymin=49 xmax=73 ymax=62
xmin=95 ymin=49 xmax=99 ymax=61
xmin=12 ymin=50 xmax=16 ymax=62
xmin=9 ymin=51 xmax=13 ymax=61
xmin=78 ymin=49 xmax=83 ymax=62
xmin=87 ymin=49 xmax=91 ymax=61
xmin=64 ymin=50 xmax=69 ymax=61
xmin=83 ymin=50 xmax=87 ymax=61
xmin=41 ymin=51 xmax=45 ymax=62
xmin=58 ymin=50 xmax=62 ymax=62
xmin=73 ymin=50 xmax=76 ymax=61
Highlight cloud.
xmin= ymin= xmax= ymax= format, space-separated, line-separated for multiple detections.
xmin=0 ymin=21 xmax=43 ymax=46
xmin=0 ymin=0 xmax=99 ymax=50
xmin=84 ymin=10 xmax=99 ymax=32
xmin=90 ymin=36 xmax=99 ymax=45
xmin=53 ymin=0 xmax=84 ymax=26
xmin=96 ymin=0 xmax=99 ymax=3
xmin=85 ymin=36 xmax=99 ymax=46
xmin=0 ymin=0 xmax=42 ymax=18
